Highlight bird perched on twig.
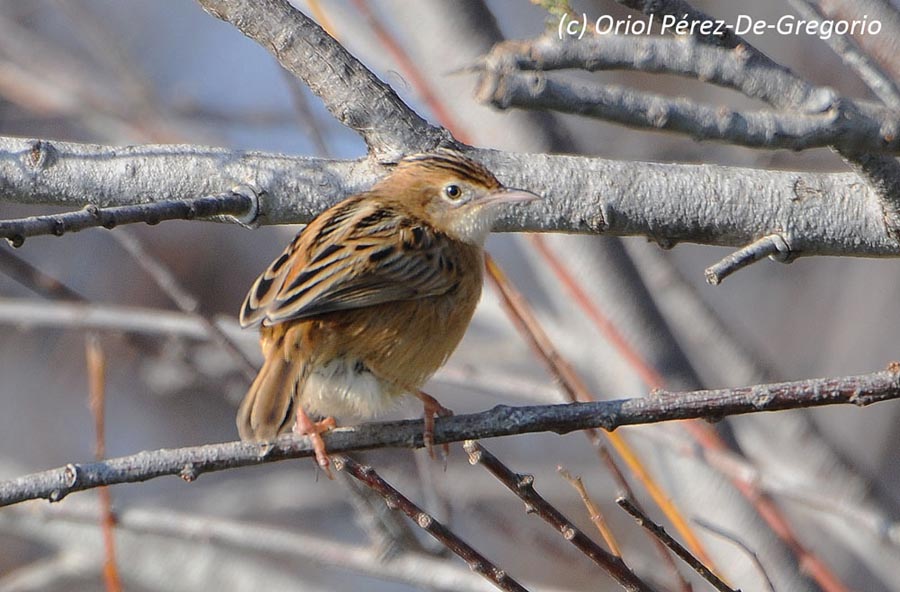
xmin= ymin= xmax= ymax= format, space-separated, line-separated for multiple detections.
xmin=237 ymin=150 xmax=539 ymax=476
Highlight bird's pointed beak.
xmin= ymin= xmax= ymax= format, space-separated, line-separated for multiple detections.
xmin=482 ymin=187 xmax=542 ymax=206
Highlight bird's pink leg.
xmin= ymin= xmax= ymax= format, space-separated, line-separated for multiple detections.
xmin=414 ymin=390 xmax=453 ymax=460
xmin=293 ymin=407 xmax=337 ymax=479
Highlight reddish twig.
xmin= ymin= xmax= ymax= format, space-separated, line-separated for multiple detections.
xmin=557 ymin=466 xmax=622 ymax=557
xmin=85 ymin=335 xmax=122 ymax=592
xmin=350 ymin=0 xmax=473 ymax=145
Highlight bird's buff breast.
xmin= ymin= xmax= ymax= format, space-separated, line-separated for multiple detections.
xmin=302 ymin=355 xmax=400 ymax=419
xmin=299 ymin=278 xmax=482 ymax=419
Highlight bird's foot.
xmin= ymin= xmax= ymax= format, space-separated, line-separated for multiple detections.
xmin=415 ymin=390 xmax=453 ymax=461
xmin=293 ymin=412 xmax=337 ymax=479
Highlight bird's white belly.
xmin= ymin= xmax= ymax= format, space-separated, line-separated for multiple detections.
xmin=301 ymin=356 xmax=401 ymax=419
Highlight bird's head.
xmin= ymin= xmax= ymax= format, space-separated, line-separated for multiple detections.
xmin=377 ymin=150 xmax=541 ymax=245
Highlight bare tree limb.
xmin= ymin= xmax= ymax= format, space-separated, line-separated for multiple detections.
xmin=0 ymin=191 xmax=255 ymax=246
xmin=3 ymin=136 xmax=900 ymax=259
xmin=787 ymin=0 xmax=900 ymax=107
xmin=0 ymin=297 xmax=248 ymax=344
xmin=464 ymin=442 xmax=655 ymax=592
xmin=616 ymin=496 xmax=735 ymax=592
xmin=336 ymin=456 xmax=529 ymax=592
xmin=195 ymin=0 xmax=450 ymax=158
xmin=478 ymin=70 xmax=898 ymax=154
xmin=474 ymin=35 xmax=823 ymax=108
xmin=2 ymin=369 xmax=899 ymax=508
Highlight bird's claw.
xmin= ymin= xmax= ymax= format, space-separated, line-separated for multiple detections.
xmin=294 ymin=414 xmax=337 ymax=479
xmin=418 ymin=391 xmax=453 ymax=462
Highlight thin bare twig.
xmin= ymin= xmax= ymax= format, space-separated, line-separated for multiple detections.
xmin=0 ymin=247 xmax=86 ymax=300
xmin=479 ymin=70 xmax=896 ymax=154
xmin=0 ymin=298 xmax=248 ymax=344
xmin=787 ymin=0 xmax=900 ymax=108
xmin=0 ymin=190 xmax=256 ymax=246
xmin=336 ymin=458 xmax=430 ymax=559
xmin=556 ymin=467 xmax=622 ymax=557
xmin=464 ymin=441 xmax=654 ymax=591
xmin=196 ymin=0 xmax=450 ymax=157
xmin=617 ymin=497 xmax=736 ymax=592
xmin=694 ymin=518 xmax=776 ymax=592
xmin=599 ymin=448 xmax=692 ymax=592
xmin=109 ymin=229 xmax=257 ymax=381
xmin=704 ymin=234 xmax=792 ymax=285
xmin=334 ymin=455 xmax=529 ymax=592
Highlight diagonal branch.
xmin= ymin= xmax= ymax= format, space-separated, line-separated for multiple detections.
xmin=464 ymin=442 xmax=655 ymax=591
xmin=336 ymin=456 xmax=529 ymax=592
xmin=195 ymin=0 xmax=450 ymax=157
xmin=2 ymin=368 xmax=899 ymax=508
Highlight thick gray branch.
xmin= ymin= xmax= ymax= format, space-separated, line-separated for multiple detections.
xmin=2 ymin=369 xmax=898 ymax=507
xmin=195 ymin=0 xmax=449 ymax=157
xmin=0 ymin=136 xmax=375 ymax=227
xmin=478 ymin=36 xmax=828 ymax=109
xmin=476 ymin=37 xmax=900 ymax=155
xmin=479 ymin=72 xmax=900 ymax=154
xmin=2 ymin=136 xmax=900 ymax=257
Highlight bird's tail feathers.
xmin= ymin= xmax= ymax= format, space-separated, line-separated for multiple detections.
xmin=237 ymin=351 xmax=298 ymax=442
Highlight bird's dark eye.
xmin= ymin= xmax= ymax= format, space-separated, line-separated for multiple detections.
xmin=443 ymin=184 xmax=462 ymax=200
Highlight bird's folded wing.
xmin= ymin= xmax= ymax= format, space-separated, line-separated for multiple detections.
xmin=240 ymin=206 xmax=462 ymax=327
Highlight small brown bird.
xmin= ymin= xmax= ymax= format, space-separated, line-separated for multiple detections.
xmin=237 ymin=150 xmax=538 ymax=474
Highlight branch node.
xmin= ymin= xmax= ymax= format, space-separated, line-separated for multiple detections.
xmin=179 ymin=463 xmax=199 ymax=482
xmin=228 ymin=185 xmax=262 ymax=227
xmin=51 ymin=218 xmax=66 ymax=237
xmin=26 ymin=139 xmax=58 ymax=171
xmin=257 ymin=441 xmax=275 ymax=459
xmin=463 ymin=439 xmax=481 ymax=464
xmin=63 ymin=463 xmax=79 ymax=487
xmin=705 ymin=233 xmax=792 ymax=285
xmin=516 ymin=473 xmax=534 ymax=490
xmin=416 ymin=512 xmax=433 ymax=528
xmin=803 ymin=87 xmax=840 ymax=114
xmin=49 ymin=463 xmax=80 ymax=502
